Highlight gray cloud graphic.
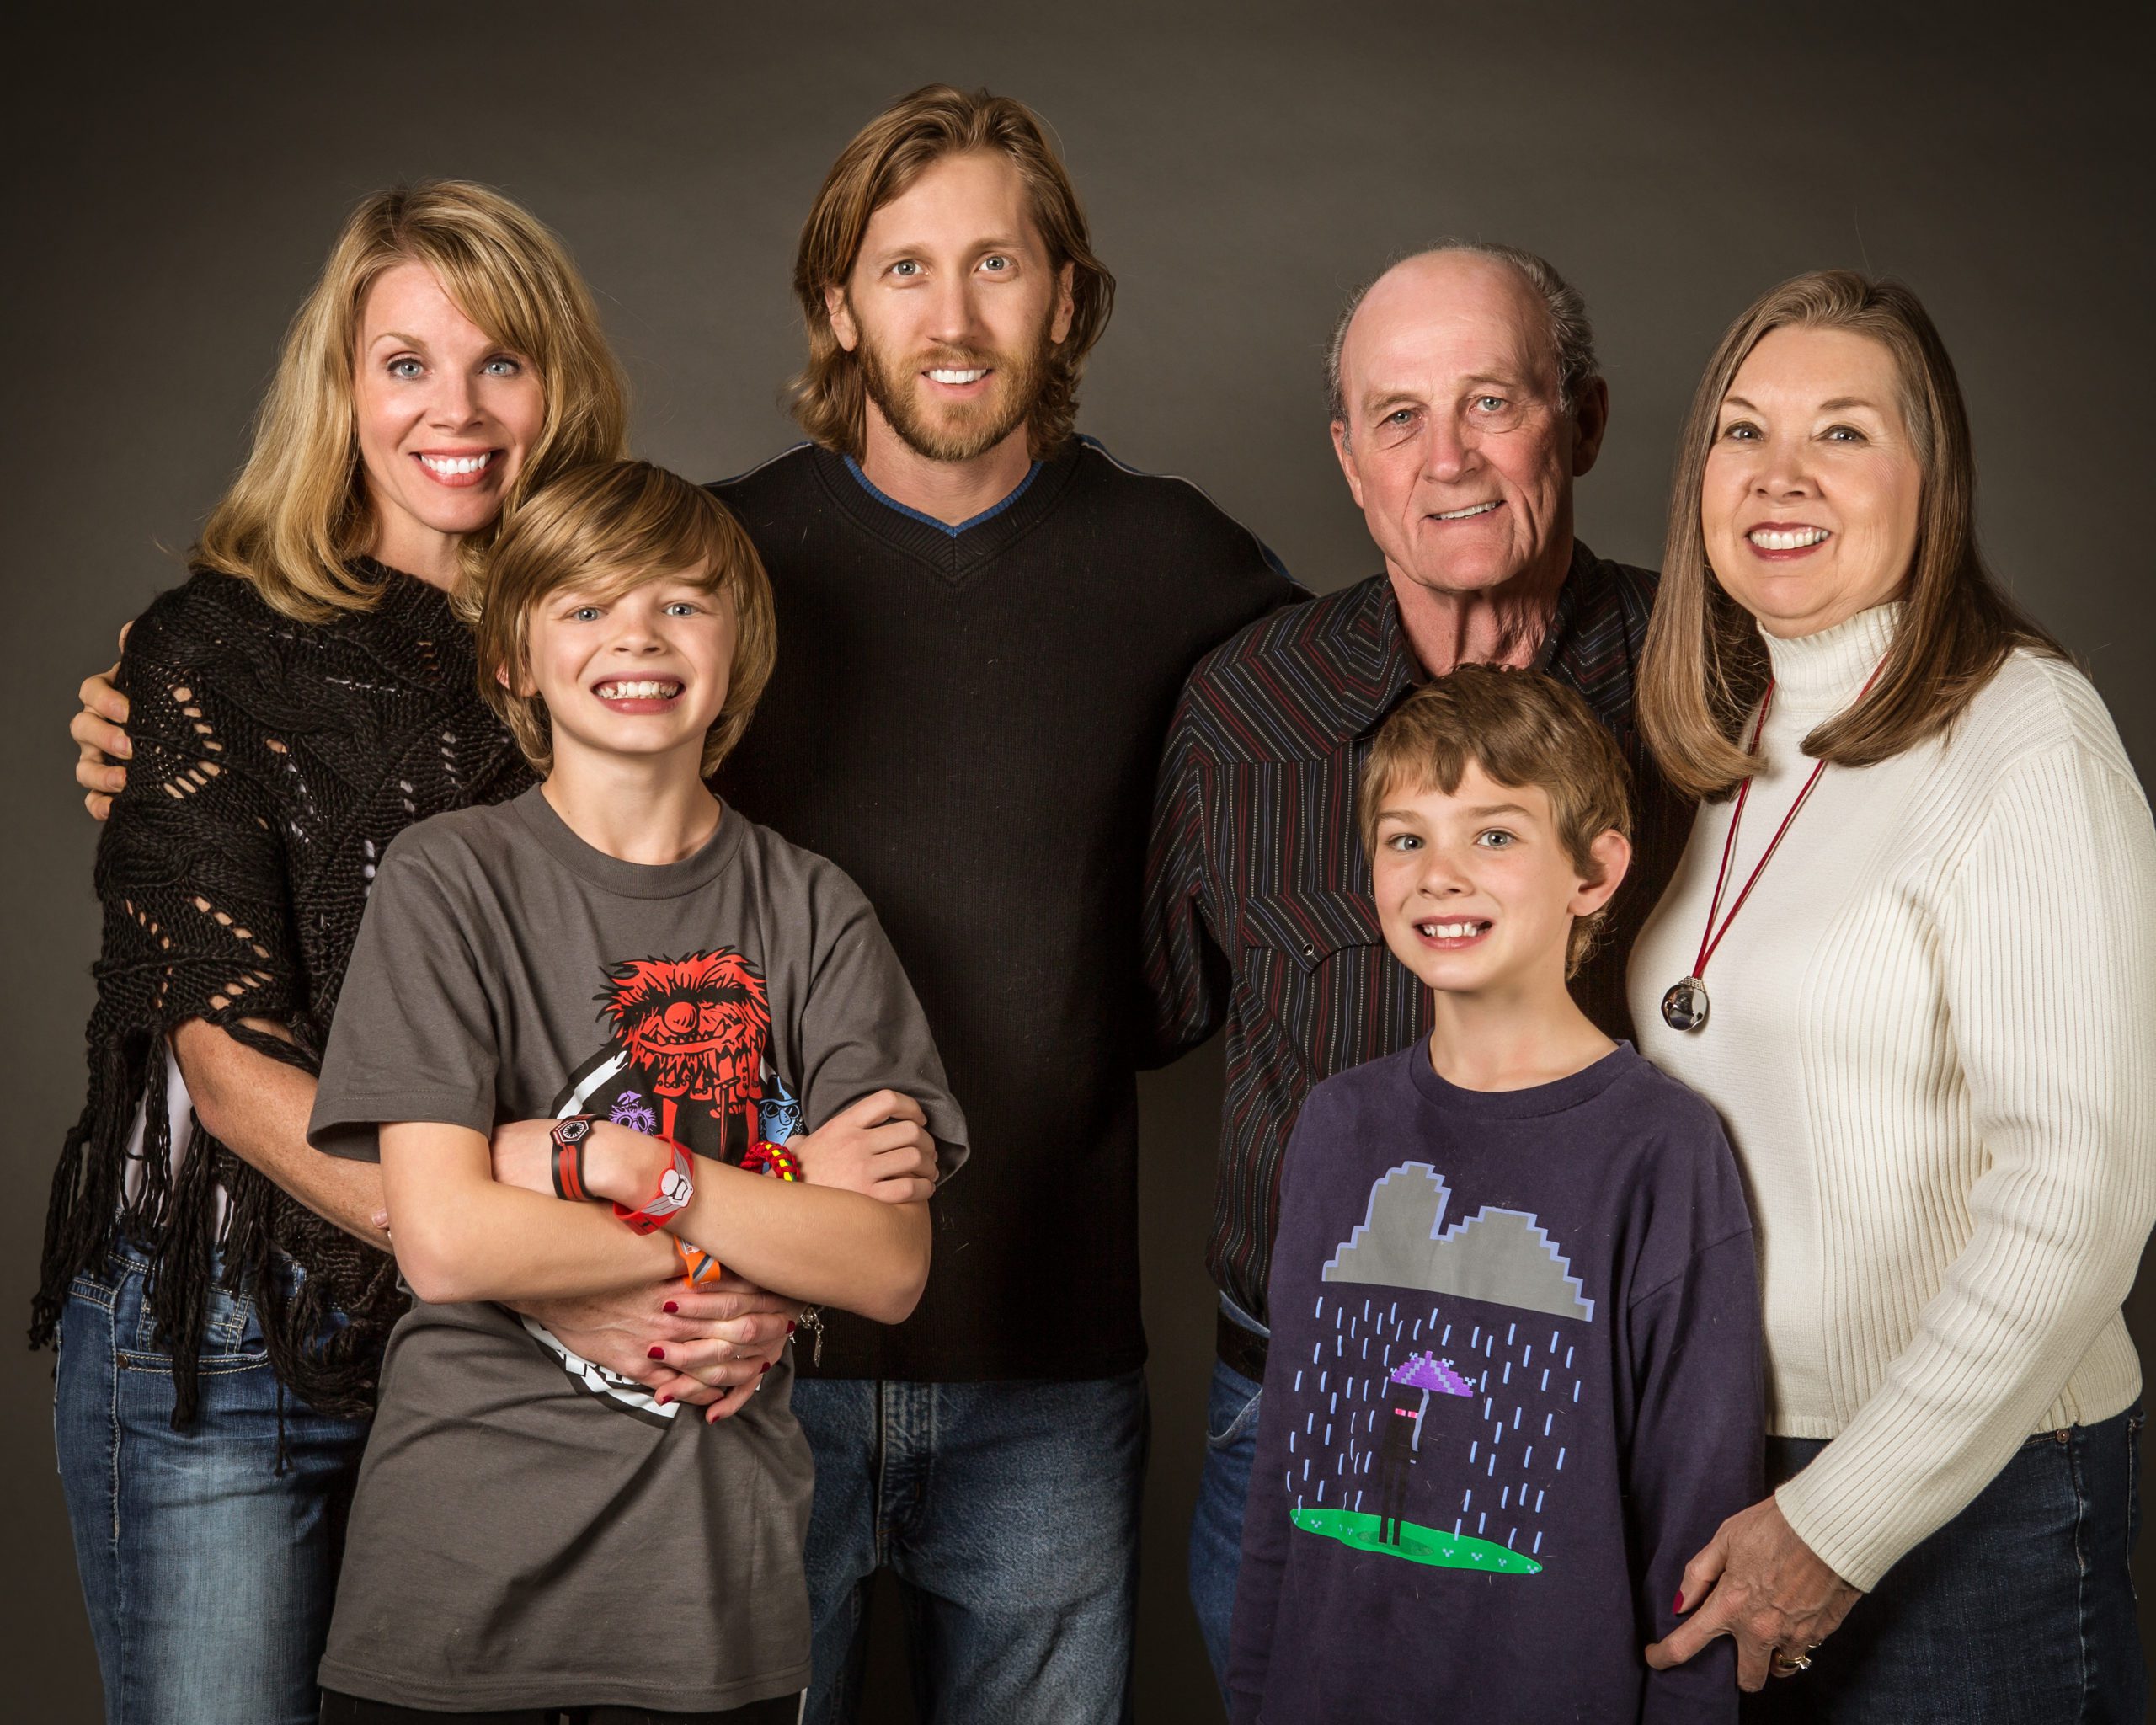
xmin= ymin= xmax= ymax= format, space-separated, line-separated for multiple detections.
xmin=1322 ymin=1162 xmax=1594 ymax=1322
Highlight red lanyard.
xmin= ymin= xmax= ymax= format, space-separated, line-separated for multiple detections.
xmin=1689 ymin=661 xmax=1886 ymax=985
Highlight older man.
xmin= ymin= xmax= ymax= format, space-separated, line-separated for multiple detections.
xmin=1141 ymin=242 xmax=1691 ymax=1682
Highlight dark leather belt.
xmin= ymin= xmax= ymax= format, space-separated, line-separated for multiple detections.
xmin=1217 ymin=1309 xmax=1268 ymax=1382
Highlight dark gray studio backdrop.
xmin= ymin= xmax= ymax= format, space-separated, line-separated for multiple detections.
xmin=5 ymin=4 xmax=2150 ymax=1717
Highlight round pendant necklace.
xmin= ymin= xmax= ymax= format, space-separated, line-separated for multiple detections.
xmin=1662 ymin=660 xmax=1886 ymax=1033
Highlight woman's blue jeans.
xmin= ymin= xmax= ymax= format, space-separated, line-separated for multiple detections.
xmin=1746 ymin=1407 xmax=2145 ymax=1723
xmin=53 ymin=1240 xmax=371 ymax=1725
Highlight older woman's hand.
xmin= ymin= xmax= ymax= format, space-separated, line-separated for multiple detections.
xmin=1645 ymin=1495 xmax=1863 ymax=1691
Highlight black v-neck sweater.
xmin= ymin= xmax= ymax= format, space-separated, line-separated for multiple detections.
xmin=714 ymin=438 xmax=1298 ymax=1381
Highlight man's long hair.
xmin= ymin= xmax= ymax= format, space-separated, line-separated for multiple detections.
xmin=788 ymin=84 xmax=1116 ymax=460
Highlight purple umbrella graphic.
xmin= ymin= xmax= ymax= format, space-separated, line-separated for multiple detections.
xmin=1369 ymin=1351 xmax=1476 ymax=1546
xmin=1389 ymin=1351 xmax=1475 ymax=1452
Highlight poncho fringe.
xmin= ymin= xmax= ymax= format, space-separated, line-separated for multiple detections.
xmin=32 ymin=563 xmax=531 ymax=1427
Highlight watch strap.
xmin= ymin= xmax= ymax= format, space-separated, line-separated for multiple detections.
xmin=613 ymin=1140 xmax=695 ymax=1235
xmin=550 ymin=1116 xmax=597 ymax=1201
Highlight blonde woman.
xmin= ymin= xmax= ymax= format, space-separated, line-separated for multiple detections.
xmin=1630 ymin=270 xmax=2153 ymax=1720
xmin=35 ymin=183 xmax=771 ymax=1725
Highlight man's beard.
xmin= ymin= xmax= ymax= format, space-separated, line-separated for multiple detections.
xmin=854 ymin=312 xmax=1055 ymax=463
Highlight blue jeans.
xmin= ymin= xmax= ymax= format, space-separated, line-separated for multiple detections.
xmin=1187 ymin=1347 xmax=1264 ymax=1697
xmin=53 ymin=1240 xmax=371 ymax=1725
xmin=1745 ymin=1407 xmax=2145 ymax=1723
xmin=792 ymin=1372 xmax=1148 ymax=1725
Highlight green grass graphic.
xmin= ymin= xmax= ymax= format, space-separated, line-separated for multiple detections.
xmin=1292 ymin=1506 xmax=1543 ymax=1574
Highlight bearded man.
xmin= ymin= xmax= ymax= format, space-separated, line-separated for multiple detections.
xmin=707 ymin=87 xmax=1296 ymax=1723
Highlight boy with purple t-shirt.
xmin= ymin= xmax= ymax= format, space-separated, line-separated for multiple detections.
xmin=1228 ymin=668 xmax=1762 ymax=1724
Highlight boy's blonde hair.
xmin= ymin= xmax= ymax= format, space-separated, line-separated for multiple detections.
xmin=1358 ymin=666 xmax=1631 ymax=977
xmin=197 ymin=179 xmax=628 ymax=622
xmin=475 ymin=461 xmax=776 ymax=777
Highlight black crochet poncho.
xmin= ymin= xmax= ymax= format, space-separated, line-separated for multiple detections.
xmin=32 ymin=563 xmax=533 ymax=1423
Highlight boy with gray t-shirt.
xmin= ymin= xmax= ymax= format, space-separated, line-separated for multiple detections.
xmin=309 ymin=462 xmax=963 ymax=1721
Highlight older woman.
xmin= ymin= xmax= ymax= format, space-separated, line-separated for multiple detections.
xmin=1627 ymin=269 xmax=2153 ymax=1721
xmin=36 ymin=182 xmax=797 ymax=1725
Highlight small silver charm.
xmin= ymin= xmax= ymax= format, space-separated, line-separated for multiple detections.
xmin=1661 ymin=976 xmax=1710 ymax=1033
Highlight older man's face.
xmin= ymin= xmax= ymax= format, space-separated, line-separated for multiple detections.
xmin=1331 ymin=253 xmax=1606 ymax=601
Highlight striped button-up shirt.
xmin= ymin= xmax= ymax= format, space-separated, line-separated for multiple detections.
xmin=1141 ymin=543 xmax=1689 ymax=1327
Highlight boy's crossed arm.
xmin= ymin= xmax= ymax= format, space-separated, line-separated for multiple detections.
xmin=488 ymin=1092 xmax=939 ymax=1412
xmin=383 ymin=1090 xmax=937 ymax=1393
xmin=177 ymin=1021 xmax=799 ymax=1415
xmin=568 ymin=1094 xmax=935 ymax=1325
xmin=384 ymin=1119 xmax=930 ymax=1318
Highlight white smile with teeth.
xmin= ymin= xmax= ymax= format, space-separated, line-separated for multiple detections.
xmin=1434 ymin=501 xmax=1500 ymax=521
xmin=928 ymin=368 xmax=988 ymax=385
xmin=1417 ymin=921 xmax=1486 ymax=939
xmin=596 ymin=680 xmax=681 ymax=700
xmin=1749 ymin=526 xmax=1830 ymax=549
xmin=419 ymin=452 xmax=494 ymax=477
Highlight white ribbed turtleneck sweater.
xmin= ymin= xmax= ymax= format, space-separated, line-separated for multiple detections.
xmin=1631 ymin=602 xmax=2156 ymax=1591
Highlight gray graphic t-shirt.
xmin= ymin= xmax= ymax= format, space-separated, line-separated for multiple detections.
xmin=309 ymin=788 xmax=965 ymax=1713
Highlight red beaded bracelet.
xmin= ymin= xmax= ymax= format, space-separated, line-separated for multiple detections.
xmin=743 ymin=1139 xmax=803 ymax=1182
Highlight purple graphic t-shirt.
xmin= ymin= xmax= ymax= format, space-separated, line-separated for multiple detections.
xmin=1228 ymin=1041 xmax=1762 ymax=1725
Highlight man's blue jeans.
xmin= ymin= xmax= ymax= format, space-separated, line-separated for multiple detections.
xmin=1187 ymin=1348 xmax=1263 ymax=1698
xmin=792 ymin=1371 xmax=1148 ymax=1725
xmin=1745 ymin=1407 xmax=2145 ymax=1723
xmin=53 ymin=1240 xmax=371 ymax=1725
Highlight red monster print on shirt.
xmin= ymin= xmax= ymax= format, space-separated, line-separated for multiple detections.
xmin=593 ymin=950 xmax=772 ymax=1154
xmin=535 ymin=947 xmax=794 ymax=1421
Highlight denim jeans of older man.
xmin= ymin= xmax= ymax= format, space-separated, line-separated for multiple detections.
xmin=1187 ymin=1299 xmax=1266 ymax=1701
xmin=792 ymin=1370 xmax=1147 ymax=1725
xmin=53 ymin=1239 xmax=370 ymax=1725
xmin=1744 ymin=1407 xmax=2145 ymax=1725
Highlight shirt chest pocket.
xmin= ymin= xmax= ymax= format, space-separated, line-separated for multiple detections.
xmin=1238 ymin=889 xmax=1415 ymax=1081
xmin=1241 ymin=889 xmax=1385 ymax=969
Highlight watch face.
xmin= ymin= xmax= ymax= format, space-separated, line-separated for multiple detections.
xmin=556 ymin=1116 xmax=593 ymax=1143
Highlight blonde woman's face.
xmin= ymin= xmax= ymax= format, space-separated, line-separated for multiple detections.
xmin=1703 ymin=326 xmax=1923 ymax=639
xmin=353 ymin=262 xmax=545 ymax=584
